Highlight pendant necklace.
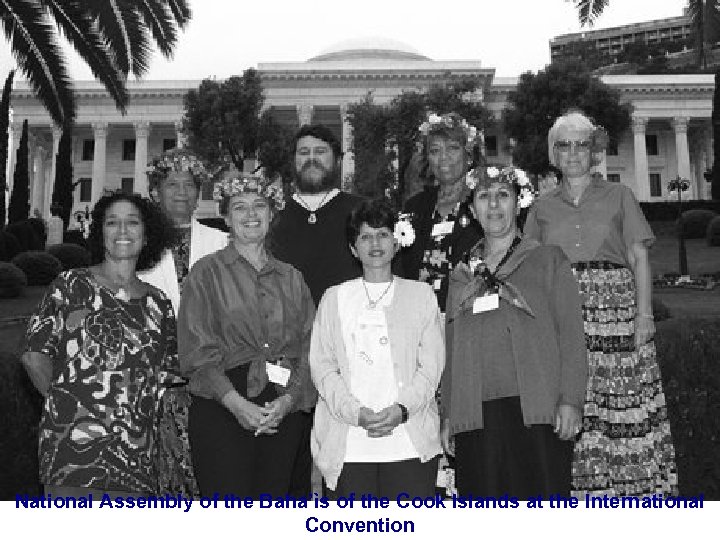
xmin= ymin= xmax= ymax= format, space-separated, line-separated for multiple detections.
xmin=362 ymin=278 xmax=393 ymax=309
xmin=295 ymin=190 xmax=332 ymax=224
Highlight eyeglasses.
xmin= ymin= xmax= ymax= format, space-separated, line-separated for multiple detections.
xmin=554 ymin=140 xmax=592 ymax=153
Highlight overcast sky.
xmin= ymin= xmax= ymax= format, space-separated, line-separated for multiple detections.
xmin=1 ymin=0 xmax=687 ymax=81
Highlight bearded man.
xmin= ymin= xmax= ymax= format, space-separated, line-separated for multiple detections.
xmin=270 ymin=124 xmax=364 ymax=496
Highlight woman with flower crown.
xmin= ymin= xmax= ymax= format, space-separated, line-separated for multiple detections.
xmin=177 ymin=169 xmax=316 ymax=497
xmin=442 ymin=166 xmax=587 ymax=498
xmin=399 ymin=112 xmax=483 ymax=313
xmin=524 ymin=111 xmax=678 ymax=497
xmin=310 ymin=199 xmax=443 ymax=497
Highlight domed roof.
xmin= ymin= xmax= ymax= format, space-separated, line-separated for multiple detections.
xmin=310 ymin=37 xmax=429 ymax=62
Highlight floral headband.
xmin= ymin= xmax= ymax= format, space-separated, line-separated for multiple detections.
xmin=418 ymin=112 xmax=481 ymax=153
xmin=212 ymin=172 xmax=286 ymax=211
xmin=146 ymin=149 xmax=209 ymax=183
xmin=393 ymin=213 xmax=415 ymax=248
xmin=465 ymin=166 xmax=536 ymax=209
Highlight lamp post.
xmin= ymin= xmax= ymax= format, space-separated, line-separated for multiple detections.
xmin=668 ymin=175 xmax=690 ymax=275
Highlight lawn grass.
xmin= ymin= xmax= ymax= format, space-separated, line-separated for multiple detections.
xmin=648 ymin=221 xmax=720 ymax=277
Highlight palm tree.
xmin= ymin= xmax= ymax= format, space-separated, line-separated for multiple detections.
xmin=0 ymin=0 xmax=191 ymax=126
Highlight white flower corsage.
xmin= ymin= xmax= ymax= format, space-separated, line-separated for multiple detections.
xmin=394 ymin=213 xmax=416 ymax=247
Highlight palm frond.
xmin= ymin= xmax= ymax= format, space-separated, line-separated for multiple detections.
xmin=136 ymin=0 xmax=176 ymax=57
xmin=0 ymin=0 xmax=74 ymax=125
xmin=43 ymin=0 xmax=128 ymax=113
xmin=80 ymin=0 xmax=134 ymax=75
xmin=574 ymin=0 xmax=610 ymax=27
xmin=165 ymin=0 xmax=191 ymax=29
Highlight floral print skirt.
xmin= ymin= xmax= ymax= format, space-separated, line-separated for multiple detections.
xmin=570 ymin=262 xmax=678 ymax=496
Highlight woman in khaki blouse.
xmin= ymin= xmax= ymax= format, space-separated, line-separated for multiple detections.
xmin=524 ymin=110 xmax=678 ymax=497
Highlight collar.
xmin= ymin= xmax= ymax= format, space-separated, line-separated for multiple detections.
xmin=218 ymin=244 xmax=287 ymax=276
xmin=554 ymin=173 xmax=607 ymax=206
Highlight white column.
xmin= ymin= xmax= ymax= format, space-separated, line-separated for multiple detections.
xmin=134 ymin=121 xmax=150 ymax=196
xmin=91 ymin=122 xmax=108 ymax=205
xmin=339 ymin=104 xmax=354 ymax=190
xmin=632 ymin=116 xmax=650 ymax=201
xmin=46 ymin=126 xmax=62 ymax=216
xmin=6 ymin=123 xmax=23 ymax=194
xmin=297 ymin=104 xmax=313 ymax=126
xmin=31 ymin=146 xmax=47 ymax=216
xmin=174 ymin=120 xmax=186 ymax=148
xmin=701 ymin=124 xmax=713 ymax=200
xmin=673 ymin=116 xmax=691 ymax=197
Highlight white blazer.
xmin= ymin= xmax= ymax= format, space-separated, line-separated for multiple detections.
xmin=138 ymin=218 xmax=228 ymax=314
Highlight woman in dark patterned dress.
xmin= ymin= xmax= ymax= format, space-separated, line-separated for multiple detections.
xmin=22 ymin=192 xmax=192 ymax=496
xmin=399 ymin=112 xmax=483 ymax=495
xmin=524 ymin=110 xmax=678 ymax=496
xmin=400 ymin=112 xmax=483 ymax=313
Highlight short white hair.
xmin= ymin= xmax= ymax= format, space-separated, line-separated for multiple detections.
xmin=547 ymin=111 xmax=596 ymax=167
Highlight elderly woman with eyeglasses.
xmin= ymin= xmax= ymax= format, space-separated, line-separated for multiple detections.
xmin=178 ymin=171 xmax=316 ymax=498
xmin=523 ymin=110 xmax=678 ymax=497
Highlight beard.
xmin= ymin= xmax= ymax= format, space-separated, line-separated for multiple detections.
xmin=295 ymin=159 xmax=339 ymax=194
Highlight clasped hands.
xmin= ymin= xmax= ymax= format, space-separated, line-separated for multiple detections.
xmin=358 ymin=405 xmax=403 ymax=438
xmin=226 ymin=392 xmax=293 ymax=436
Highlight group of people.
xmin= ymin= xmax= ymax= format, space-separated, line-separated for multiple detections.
xmin=22 ymin=109 xmax=678 ymax=501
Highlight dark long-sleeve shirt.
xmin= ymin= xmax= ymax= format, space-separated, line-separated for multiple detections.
xmin=178 ymin=245 xmax=316 ymax=412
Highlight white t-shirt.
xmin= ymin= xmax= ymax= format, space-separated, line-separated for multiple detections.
xmin=338 ymin=278 xmax=418 ymax=463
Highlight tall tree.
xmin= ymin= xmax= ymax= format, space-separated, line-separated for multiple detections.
xmin=50 ymin=123 xmax=74 ymax=228
xmin=503 ymin=60 xmax=631 ymax=175
xmin=182 ymin=69 xmax=293 ymax=176
xmin=0 ymin=70 xmax=14 ymax=227
xmin=8 ymin=118 xmax=29 ymax=223
xmin=0 ymin=0 xmax=192 ymax=126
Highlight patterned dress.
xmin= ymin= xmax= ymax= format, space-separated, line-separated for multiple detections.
xmin=25 ymin=268 xmax=194 ymax=494
xmin=524 ymin=177 xmax=678 ymax=497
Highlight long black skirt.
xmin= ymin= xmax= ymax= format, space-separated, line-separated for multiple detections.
xmin=454 ymin=397 xmax=573 ymax=499
xmin=189 ymin=363 xmax=305 ymax=498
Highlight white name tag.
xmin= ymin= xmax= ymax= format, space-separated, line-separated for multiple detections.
xmin=266 ymin=362 xmax=291 ymax=387
xmin=431 ymin=221 xmax=454 ymax=237
xmin=433 ymin=278 xmax=442 ymax=291
xmin=473 ymin=293 xmax=499 ymax=314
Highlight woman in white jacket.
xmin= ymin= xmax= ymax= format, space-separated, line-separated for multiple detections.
xmin=310 ymin=199 xmax=444 ymax=497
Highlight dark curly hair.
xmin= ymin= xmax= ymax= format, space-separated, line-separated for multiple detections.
xmin=87 ymin=192 xmax=175 ymax=271
xmin=346 ymin=198 xmax=398 ymax=246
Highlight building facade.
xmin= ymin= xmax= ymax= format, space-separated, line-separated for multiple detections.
xmin=550 ymin=13 xmax=692 ymax=61
xmin=5 ymin=38 xmax=715 ymax=223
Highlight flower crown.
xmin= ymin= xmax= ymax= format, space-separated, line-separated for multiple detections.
xmin=212 ymin=171 xmax=286 ymax=211
xmin=418 ymin=112 xmax=480 ymax=153
xmin=393 ymin=213 xmax=415 ymax=248
xmin=146 ymin=149 xmax=209 ymax=182
xmin=465 ymin=166 xmax=536 ymax=209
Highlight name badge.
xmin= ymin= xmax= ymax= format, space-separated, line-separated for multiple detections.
xmin=433 ymin=278 xmax=442 ymax=291
xmin=473 ymin=293 xmax=499 ymax=314
xmin=431 ymin=221 xmax=454 ymax=237
xmin=266 ymin=362 xmax=290 ymax=387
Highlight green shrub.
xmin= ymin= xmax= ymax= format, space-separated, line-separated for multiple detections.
xmin=707 ymin=216 xmax=720 ymax=247
xmin=47 ymin=243 xmax=90 ymax=271
xmin=11 ymin=251 xmax=62 ymax=286
xmin=0 ymin=231 xmax=22 ymax=262
xmin=652 ymin=297 xmax=672 ymax=322
xmin=26 ymin=218 xmax=47 ymax=249
xmin=677 ymin=209 xmax=717 ymax=239
xmin=0 ymin=262 xmax=27 ymax=298
xmin=656 ymin=318 xmax=720 ymax=498
xmin=62 ymin=229 xmax=89 ymax=251
xmin=4 ymin=221 xmax=42 ymax=252
xmin=0 ymin=347 xmax=43 ymax=499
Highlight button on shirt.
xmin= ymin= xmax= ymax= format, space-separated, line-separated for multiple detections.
xmin=523 ymin=176 xmax=655 ymax=267
xmin=178 ymin=245 xmax=316 ymax=411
